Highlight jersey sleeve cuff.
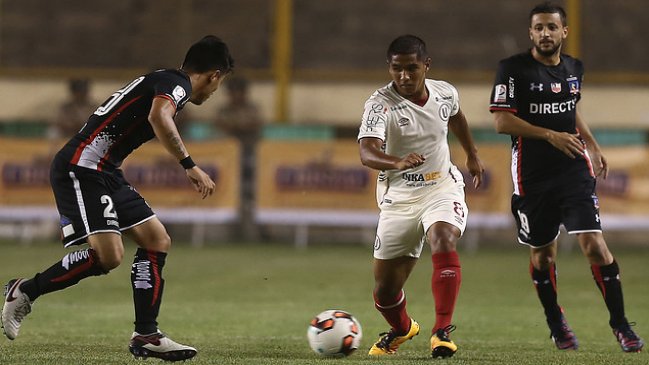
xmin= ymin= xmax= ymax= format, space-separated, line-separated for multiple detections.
xmin=154 ymin=94 xmax=178 ymax=112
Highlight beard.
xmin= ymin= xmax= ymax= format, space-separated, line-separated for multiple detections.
xmin=534 ymin=41 xmax=562 ymax=57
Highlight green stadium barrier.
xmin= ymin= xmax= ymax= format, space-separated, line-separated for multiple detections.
xmin=263 ymin=125 xmax=334 ymax=140
xmin=0 ymin=121 xmax=49 ymax=138
xmin=592 ymin=129 xmax=647 ymax=146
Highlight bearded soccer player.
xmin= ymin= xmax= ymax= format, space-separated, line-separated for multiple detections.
xmin=2 ymin=35 xmax=234 ymax=361
xmin=489 ymin=2 xmax=644 ymax=352
xmin=358 ymin=34 xmax=484 ymax=358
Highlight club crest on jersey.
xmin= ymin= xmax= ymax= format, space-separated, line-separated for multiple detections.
xmin=172 ymin=85 xmax=186 ymax=103
xmin=592 ymin=194 xmax=600 ymax=210
xmin=551 ymin=83 xmax=562 ymax=93
xmin=567 ymin=76 xmax=580 ymax=94
xmin=438 ymin=103 xmax=451 ymax=121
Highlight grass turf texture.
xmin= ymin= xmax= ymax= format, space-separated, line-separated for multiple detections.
xmin=0 ymin=241 xmax=648 ymax=365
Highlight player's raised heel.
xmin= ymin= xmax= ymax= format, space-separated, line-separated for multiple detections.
xmin=368 ymin=318 xmax=419 ymax=355
xmin=1 ymin=278 xmax=33 ymax=340
xmin=129 ymin=330 xmax=197 ymax=361
xmin=431 ymin=324 xmax=458 ymax=358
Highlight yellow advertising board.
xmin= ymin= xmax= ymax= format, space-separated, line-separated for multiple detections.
xmin=452 ymin=143 xmax=649 ymax=217
xmin=2 ymin=137 xmax=649 ymax=219
xmin=257 ymin=140 xmax=649 ymax=217
xmin=0 ymin=137 xmax=239 ymax=209
xmin=591 ymin=146 xmax=649 ymax=216
xmin=257 ymin=141 xmax=511 ymax=214
xmin=256 ymin=140 xmax=378 ymax=210
xmin=450 ymin=143 xmax=512 ymax=214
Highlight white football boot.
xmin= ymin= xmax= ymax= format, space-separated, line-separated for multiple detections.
xmin=2 ymin=278 xmax=33 ymax=340
xmin=129 ymin=330 xmax=197 ymax=361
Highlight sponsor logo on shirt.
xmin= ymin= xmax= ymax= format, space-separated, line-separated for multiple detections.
xmin=529 ymin=98 xmax=577 ymax=114
xmin=494 ymin=84 xmax=507 ymax=103
xmin=530 ymin=83 xmax=544 ymax=91
xmin=402 ymin=171 xmax=441 ymax=182
xmin=398 ymin=118 xmax=410 ymax=127
xmin=390 ymin=103 xmax=408 ymax=111
xmin=171 ymin=85 xmax=186 ymax=104
xmin=364 ymin=103 xmax=386 ymax=132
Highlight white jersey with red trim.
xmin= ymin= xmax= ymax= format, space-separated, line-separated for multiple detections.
xmin=57 ymin=69 xmax=191 ymax=172
xmin=358 ymin=79 xmax=465 ymax=203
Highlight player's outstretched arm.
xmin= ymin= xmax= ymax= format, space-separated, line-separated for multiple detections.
xmin=449 ymin=108 xmax=484 ymax=189
xmin=148 ymin=97 xmax=215 ymax=198
xmin=359 ymin=137 xmax=424 ymax=171
xmin=575 ymin=110 xmax=608 ymax=179
xmin=493 ymin=110 xmax=584 ymax=159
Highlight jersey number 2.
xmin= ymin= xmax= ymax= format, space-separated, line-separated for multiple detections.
xmin=100 ymin=195 xmax=117 ymax=219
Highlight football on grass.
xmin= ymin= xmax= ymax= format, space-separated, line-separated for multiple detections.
xmin=307 ymin=310 xmax=362 ymax=357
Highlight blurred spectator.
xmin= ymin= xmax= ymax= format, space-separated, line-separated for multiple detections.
xmin=49 ymin=78 xmax=97 ymax=141
xmin=215 ymin=76 xmax=264 ymax=242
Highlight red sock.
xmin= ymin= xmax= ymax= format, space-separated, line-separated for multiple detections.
xmin=374 ymin=290 xmax=411 ymax=335
xmin=431 ymin=251 xmax=461 ymax=331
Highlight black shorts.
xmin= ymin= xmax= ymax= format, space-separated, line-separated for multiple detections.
xmin=50 ymin=161 xmax=155 ymax=247
xmin=511 ymin=178 xmax=601 ymax=247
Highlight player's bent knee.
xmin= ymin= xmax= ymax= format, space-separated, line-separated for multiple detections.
xmin=149 ymin=233 xmax=172 ymax=252
xmin=373 ymin=284 xmax=402 ymax=302
xmin=92 ymin=244 xmax=125 ymax=271
xmin=96 ymin=251 xmax=123 ymax=271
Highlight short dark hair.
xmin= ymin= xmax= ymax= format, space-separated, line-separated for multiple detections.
xmin=386 ymin=35 xmax=428 ymax=61
xmin=181 ymin=35 xmax=234 ymax=74
xmin=530 ymin=2 xmax=567 ymax=26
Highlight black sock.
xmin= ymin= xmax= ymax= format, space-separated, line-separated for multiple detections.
xmin=19 ymin=248 xmax=106 ymax=301
xmin=591 ymin=260 xmax=627 ymax=328
xmin=530 ymin=262 xmax=563 ymax=324
xmin=131 ymin=248 xmax=167 ymax=334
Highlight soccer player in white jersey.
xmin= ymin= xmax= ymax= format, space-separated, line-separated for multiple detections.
xmin=358 ymin=35 xmax=484 ymax=358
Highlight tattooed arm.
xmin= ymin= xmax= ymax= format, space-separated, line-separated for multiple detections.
xmin=149 ymin=97 xmax=215 ymax=198
xmin=148 ymin=97 xmax=189 ymax=160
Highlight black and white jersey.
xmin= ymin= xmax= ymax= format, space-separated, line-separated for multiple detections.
xmin=489 ymin=50 xmax=594 ymax=195
xmin=57 ymin=69 xmax=192 ymax=172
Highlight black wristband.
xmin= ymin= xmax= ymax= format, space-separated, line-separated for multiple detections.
xmin=179 ymin=156 xmax=196 ymax=169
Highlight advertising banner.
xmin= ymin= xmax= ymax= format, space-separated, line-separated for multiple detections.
xmin=256 ymin=140 xmax=378 ymax=210
xmin=0 ymin=137 xmax=239 ymax=209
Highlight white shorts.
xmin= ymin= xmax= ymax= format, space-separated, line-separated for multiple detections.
xmin=373 ymin=177 xmax=468 ymax=260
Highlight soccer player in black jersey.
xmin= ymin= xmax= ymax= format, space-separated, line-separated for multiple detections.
xmin=1 ymin=35 xmax=234 ymax=361
xmin=489 ymin=3 xmax=643 ymax=353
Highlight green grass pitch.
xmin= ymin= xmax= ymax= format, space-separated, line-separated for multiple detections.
xmin=0 ymin=240 xmax=648 ymax=364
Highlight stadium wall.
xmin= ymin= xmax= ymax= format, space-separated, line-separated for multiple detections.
xmin=1 ymin=79 xmax=649 ymax=129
